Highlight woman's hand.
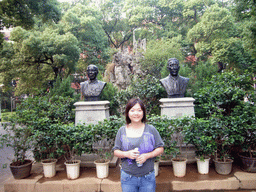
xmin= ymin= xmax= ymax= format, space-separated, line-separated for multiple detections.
xmin=136 ymin=153 xmax=148 ymax=164
xmin=126 ymin=149 xmax=140 ymax=160
xmin=136 ymin=147 xmax=164 ymax=164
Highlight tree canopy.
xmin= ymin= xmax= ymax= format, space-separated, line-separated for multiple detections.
xmin=0 ymin=26 xmax=80 ymax=95
xmin=0 ymin=0 xmax=61 ymax=29
xmin=0 ymin=0 xmax=255 ymax=96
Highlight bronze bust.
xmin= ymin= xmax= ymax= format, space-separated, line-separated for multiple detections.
xmin=80 ymin=65 xmax=106 ymax=101
xmin=160 ymin=58 xmax=189 ymax=98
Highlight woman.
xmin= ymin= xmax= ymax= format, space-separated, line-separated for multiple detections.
xmin=113 ymin=98 xmax=164 ymax=192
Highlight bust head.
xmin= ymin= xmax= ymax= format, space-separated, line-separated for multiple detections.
xmin=167 ymin=58 xmax=180 ymax=77
xmin=87 ymin=64 xmax=98 ymax=81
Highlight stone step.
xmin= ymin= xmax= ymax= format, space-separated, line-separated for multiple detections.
xmin=3 ymin=161 xmax=256 ymax=192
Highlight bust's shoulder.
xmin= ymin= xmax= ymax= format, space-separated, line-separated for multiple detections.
xmin=179 ymin=76 xmax=189 ymax=82
xmin=80 ymin=81 xmax=87 ymax=87
xmin=98 ymin=80 xmax=106 ymax=85
xmin=160 ymin=76 xmax=169 ymax=83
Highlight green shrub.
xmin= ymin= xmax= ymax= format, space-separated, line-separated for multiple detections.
xmin=148 ymin=115 xmax=193 ymax=158
xmin=193 ymin=71 xmax=256 ymax=161
xmin=48 ymin=75 xmax=79 ymax=101
xmin=100 ymin=82 xmax=119 ymax=116
xmin=115 ymin=75 xmax=165 ymax=115
xmin=183 ymin=118 xmax=217 ymax=159
xmin=193 ymin=71 xmax=254 ymax=118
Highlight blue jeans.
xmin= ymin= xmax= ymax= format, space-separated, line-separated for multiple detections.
xmin=121 ymin=170 xmax=156 ymax=192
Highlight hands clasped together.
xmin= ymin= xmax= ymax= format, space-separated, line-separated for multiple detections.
xmin=126 ymin=148 xmax=148 ymax=165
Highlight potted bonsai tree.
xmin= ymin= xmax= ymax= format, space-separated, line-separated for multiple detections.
xmin=92 ymin=116 xmax=123 ymax=179
xmin=0 ymin=121 xmax=33 ymax=179
xmin=169 ymin=117 xmax=192 ymax=177
xmin=33 ymin=124 xmax=63 ymax=178
xmin=183 ymin=118 xmax=217 ymax=174
xmin=210 ymin=115 xmax=237 ymax=175
xmin=232 ymin=99 xmax=256 ymax=172
xmin=148 ymin=115 xmax=178 ymax=177
xmin=60 ymin=123 xmax=93 ymax=180
xmin=194 ymin=71 xmax=254 ymax=175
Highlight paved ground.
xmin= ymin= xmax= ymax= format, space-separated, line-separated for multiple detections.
xmin=2 ymin=159 xmax=256 ymax=192
xmin=0 ymin=123 xmax=14 ymax=192
xmin=1 ymin=122 xmax=256 ymax=192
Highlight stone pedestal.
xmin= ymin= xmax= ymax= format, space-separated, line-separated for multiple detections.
xmin=159 ymin=97 xmax=196 ymax=164
xmin=74 ymin=101 xmax=110 ymax=125
xmin=159 ymin=97 xmax=195 ymax=118
xmin=74 ymin=101 xmax=118 ymax=167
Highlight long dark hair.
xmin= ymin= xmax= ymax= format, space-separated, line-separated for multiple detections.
xmin=125 ymin=98 xmax=146 ymax=124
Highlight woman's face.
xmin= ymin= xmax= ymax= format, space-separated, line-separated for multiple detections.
xmin=128 ymin=103 xmax=144 ymax=123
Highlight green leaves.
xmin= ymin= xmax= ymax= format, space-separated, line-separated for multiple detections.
xmin=0 ymin=26 xmax=80 ymax=95
xmin=0 ymin=0 xmax=61 ymax=30
xmin=183 ymin=118 xmax=217 ymax=158
xmin=115 ymin=75 xmax=165 ymax=115
xmin=194 ymin=71 xmax=254 ymax=117
xmin=192 ymin=71 xmax=256 ymax=160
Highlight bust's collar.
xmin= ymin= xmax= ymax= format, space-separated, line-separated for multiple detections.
xmin=168 ymin=74 xmax=179 ymax=81
xmin=88 ymin=79 xmax=98 ymax=84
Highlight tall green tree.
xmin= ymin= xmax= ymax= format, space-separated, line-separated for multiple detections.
xmin=100 ymin=0 xmax=134 ymax=49
xmin=60 ymin=3 xmax=109 ymax=72
xmin=233 ymin=0 xmax=256 ymax=60
xmin=0 ymin=26 xmax=80 ymax=95
xmin=0 ymin=0 xmax=61 ymax=29
xmin=187 ymin=4 xmax=255 ymax=71
xmin=0 ymin=0 xmax=61 ymax=48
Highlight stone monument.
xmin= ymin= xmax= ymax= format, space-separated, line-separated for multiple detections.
xmin=159 ymin=58 xmax=195 ymax=163
xmin=80 ymin=64 xmax=106 ymax=101
xmin=74 ymin=65 xmax=109 ymax=125
xmin=74 ymin=65 xmax=117 ymax=167
xmin=160 ymin=58 xmax=195 ymax=118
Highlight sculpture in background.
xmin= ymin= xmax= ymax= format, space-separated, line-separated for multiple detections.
xmin=80 ymin=65 xmax=106 ymax=101
xmin=160 ymin=58 xmax=189 ymax=98
xmin=105 ymin=38 xmax=146 ymax=90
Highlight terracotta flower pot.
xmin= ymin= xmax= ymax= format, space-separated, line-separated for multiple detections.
xmin=213 ymin=159 xmax=233 ymax=175
xmin=10 ymin=159 xmax=33 ymax=179
xmin=239 ymin=153 xmax=256 ymax=173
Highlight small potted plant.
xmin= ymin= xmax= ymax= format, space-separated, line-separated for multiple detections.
xmin=0 ymin=121 xmax=33 ymax=179
xmin=183 ymin=118 xmax=217 ymax=174
xmin=32 ymin=124 xmax=65 ymax=178
xmin=208 ymin=115 xmax=235 ymax=175
xmin=148 ymin=115 xmax=178 ymax=176
xmin=92 ymin=118 xmax=119 ymax=179
xmin=232 ymin=100 xmax=256 ymax=172
xmin=169 ymin=117 xmax=192 ymax=177
xmin=60 ymin=123 xmax=93 ymax=180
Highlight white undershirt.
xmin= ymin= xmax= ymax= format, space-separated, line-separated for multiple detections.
xmin=125 ymin=124 xmax=145 ymax=138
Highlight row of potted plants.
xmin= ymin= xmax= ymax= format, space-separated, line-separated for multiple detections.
xmin=0 ymin=114 xmax=124 ymax=180
xmin=170 ymin=71 xmax=256 ymax=177
xmin=1 ymin=110 xmax=255 ymax=180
